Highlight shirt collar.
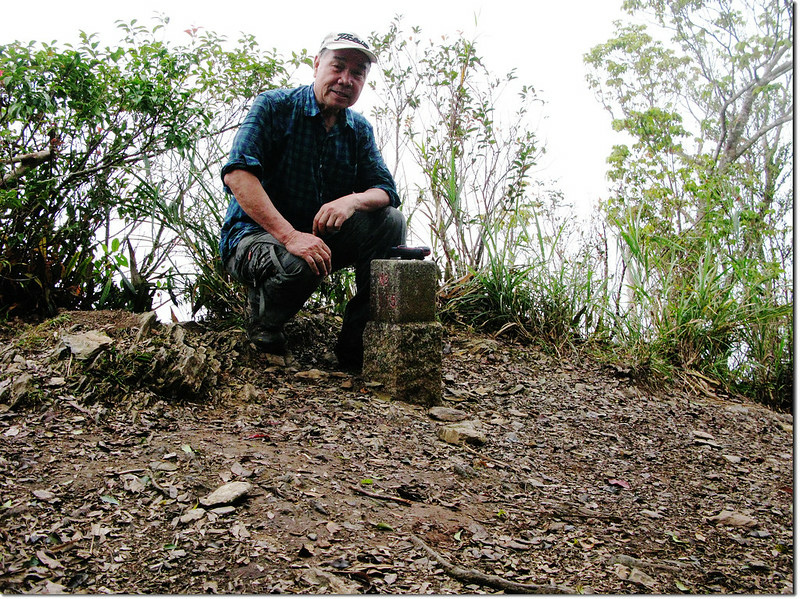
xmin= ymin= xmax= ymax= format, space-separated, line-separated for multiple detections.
xmin=303 ymin=84 xmax=355 ymax=130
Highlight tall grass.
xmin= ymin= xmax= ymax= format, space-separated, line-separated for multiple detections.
xmin=440 ymin=196 xmax=599 ymax=357
xmin=437 ymin=186 xmax=791 ymax=412
xmin=606 ymin=210 xmax=793 ymax=410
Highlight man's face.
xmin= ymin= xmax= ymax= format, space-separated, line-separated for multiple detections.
xmin=313 ymin=49 xmax=370 ymax=114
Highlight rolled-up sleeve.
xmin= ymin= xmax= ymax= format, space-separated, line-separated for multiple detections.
xmin=221 ymin=94 xmax=274 ymax=191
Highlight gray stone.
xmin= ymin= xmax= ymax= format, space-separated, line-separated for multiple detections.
xmin=136 ymin=311 xmax=159 ymax=342
xmin=428 ymin=406 xmax=468 ymax=422
xmin=362 ymin=321 xmax=442 ymax=406
xmin=370 ymin=259 xmax=438 ymax=323
xmin=437 ymin=420 xmax=487 ymax=446
xmin=199 ymin=481 xmax=252 ymax=507
xmin=2 ymin=372 xmax=33 ymax=408
xmin=179 ymin=507 xmax=206 ymax=523
xmin=150 ymin=325 xmax=221 ymax=397
xmin=60 ymin=331 xmax=114 ymax=361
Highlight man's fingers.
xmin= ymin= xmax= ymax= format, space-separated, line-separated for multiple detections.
xmin=314 ymin=198 xmax=354 ymax=236
xmin=305 ymin=247 xmax=331 ymax=276
xmin=313 ymin=215 xmax=340 ymax=237
xmin=285 ymin=231 xmax=331 ymax=275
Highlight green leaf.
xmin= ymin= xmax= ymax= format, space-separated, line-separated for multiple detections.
xmin=675 ymin=580 xmax=690 ymax=592
xmin=665 ymin=531 xmax=688 ymax=544
xmin=100 ymin=494 xmax=119 ymax=505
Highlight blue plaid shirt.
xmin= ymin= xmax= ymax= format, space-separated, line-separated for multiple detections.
xmin=218 ymin=84 xmax=400 ymax=263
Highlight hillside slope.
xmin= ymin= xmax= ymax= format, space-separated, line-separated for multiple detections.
xmin=0 ymin=310 xmax=793 ymax=594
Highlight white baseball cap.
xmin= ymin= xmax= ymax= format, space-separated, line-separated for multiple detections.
xmin=319 ymin=32 xmax=378 ymax=63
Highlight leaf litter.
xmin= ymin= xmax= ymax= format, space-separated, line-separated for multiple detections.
xmin=0 ymin=309 xmax=793 ymax=594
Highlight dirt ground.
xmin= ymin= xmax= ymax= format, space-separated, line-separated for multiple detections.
xmin=0 ymin=309 xmax=793 ymax=594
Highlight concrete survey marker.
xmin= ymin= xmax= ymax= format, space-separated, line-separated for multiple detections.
xmin=363 ymin=259 xmax=442 ymax=406
xmin=369 ymin=259 xmax=437 ymax=323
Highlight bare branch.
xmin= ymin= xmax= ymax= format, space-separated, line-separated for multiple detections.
xmin=0 ymin=148 xmax=52 ymax=188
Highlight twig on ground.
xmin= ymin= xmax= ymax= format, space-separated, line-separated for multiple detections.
xmin=115 ymin=468 xmax=147 ymax=476
xmin=409 ymin=534 xmax=572 ymax=594
xmin=350 ymin=484 xmax=412 ymax=505
xmin=147 ymin=469 xmax=172 ymax=498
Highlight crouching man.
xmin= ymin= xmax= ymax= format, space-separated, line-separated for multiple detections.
xmin=219 ymin=32 xmax=405 ymax=371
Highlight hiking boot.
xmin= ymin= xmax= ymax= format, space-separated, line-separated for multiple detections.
xmin=247 ymin=323 xmax=287 ymax=355
xmin=334 ymin=339 xmax=363 ymax=372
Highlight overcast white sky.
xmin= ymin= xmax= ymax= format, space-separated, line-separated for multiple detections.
xmin=2 ymin=0 xmax=628 ymax=215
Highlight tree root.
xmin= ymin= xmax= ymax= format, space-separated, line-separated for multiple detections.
xmin=409 ymin=534 xmax=572 ymax=594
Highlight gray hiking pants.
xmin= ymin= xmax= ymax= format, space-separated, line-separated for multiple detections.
xmin=226 ymin=206 xmax=406 ymax=350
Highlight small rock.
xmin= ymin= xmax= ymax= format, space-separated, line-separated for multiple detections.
xmin=627 ymin=567 xmax=657 ymax=589
xmin=210 ymin=506 xmax=236 ymax=515
xmin=3 ymin=424 xmax=21 ymax=437
xmin=640 ymin=509 xmax=663 ymax=519
xmin=231 ymin=462 xmax=254 ymax=477
xmin=136 ymin=311 xmax=158 ymax=342
xmin=32 ymin=489 xmax=58 ymax=503
xmin=452 ymin=461 xmax=476 ymax=478
xmin=200 ymin=481 xmax=253 ymax=507
xmin=7 ymin=373 xmax=33 ymax=408
xmin=428 ymin=406 xmax=468 ymax=422
xmin=295 ymin=369 xmax=327 ymax=381
xmin=692 ymin=429 xmax=722 ymax=448
xmin=149 ymin=461 xmax=179 ymax=472
xmin=303 ymin=566 xmax=359 ymax=594
xmin=179 ymin=507 xmax=206 ymax=523
xmin=708 ymin=509 xmax=757 ymax=528
xmin=60 ymin=331 xmax=114 ymax=361
xmin=311 ymin=500 xmax=329 ymax=516
xmin=438 ymin=420 xmax=486 ymax=446
xmin=264 ymin=353 xmax=287 ymax=367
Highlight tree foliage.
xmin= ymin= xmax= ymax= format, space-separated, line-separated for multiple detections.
xmin=585 ymin=0 xmax=792 ymax=408
xmin=369 ymin=19 xmax=544 ymax=282
xmin=0 ymin=18 xmax=293 ymax=317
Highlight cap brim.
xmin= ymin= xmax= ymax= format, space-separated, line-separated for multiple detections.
xmin=324 ymin=42 xmax=378 ymax=63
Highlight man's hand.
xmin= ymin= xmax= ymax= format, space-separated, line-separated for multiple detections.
xmin=284 ymin=231 xmax=332 ymax=276
xmin=313 ymin=196 xmax=357 ymax=237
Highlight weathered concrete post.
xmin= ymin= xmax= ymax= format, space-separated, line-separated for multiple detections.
xmin=362 ymin=259 xmax=442 ymax=406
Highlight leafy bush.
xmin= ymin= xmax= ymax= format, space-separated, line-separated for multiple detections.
xmin=0 ymin=18 xmax=295 ymax=318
